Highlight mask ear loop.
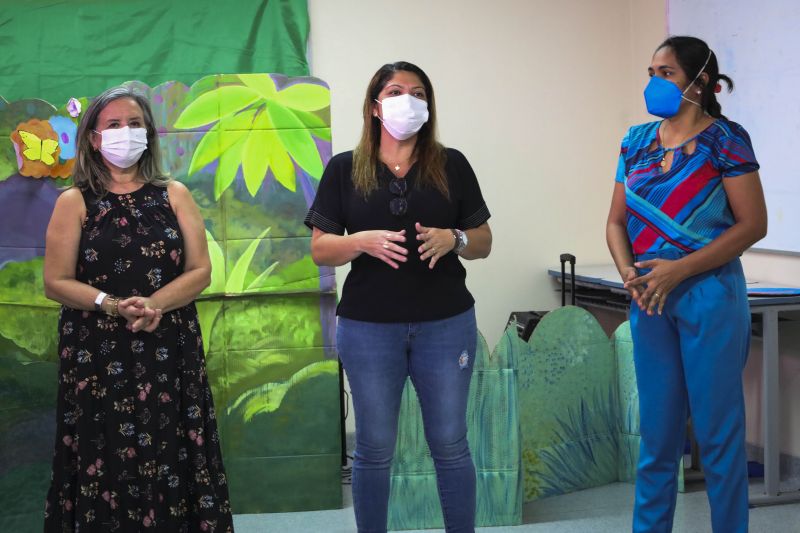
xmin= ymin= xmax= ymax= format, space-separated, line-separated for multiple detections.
xmin=680 ymin=50 xmax=713 ymax=108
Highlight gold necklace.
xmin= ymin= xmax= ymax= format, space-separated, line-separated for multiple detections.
xmin=657 ymin=117 xmax=709 ymax=168
xmin=658 ymin=126 xmax=697 ymax=168
xmin=384 ymin=157 xmax=411 ymax=173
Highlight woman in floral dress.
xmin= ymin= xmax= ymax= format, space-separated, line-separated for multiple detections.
xmin=42 ymin=86 xmax=233 ymax=532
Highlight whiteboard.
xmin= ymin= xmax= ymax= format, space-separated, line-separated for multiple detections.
xmin=668 ymin=0 xmax=800 ymax=253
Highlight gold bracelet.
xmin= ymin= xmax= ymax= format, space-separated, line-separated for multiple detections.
xmin=105 ymin=296 xmax=120 ymax=317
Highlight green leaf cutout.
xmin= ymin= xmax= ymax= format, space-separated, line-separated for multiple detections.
xmin=275 ymin=83 xmax=330 ymax=111
xmin=214 ymin=134 xmax=247 ymax=201
xmin=218 ymin=106 xmax=259 ymax=132
xmin=238 ymin=74 xmax=277 ymax=99
xmin=229 ymin=360 xmax=339 ymax=421
xmin=225 ymin=226 xmax=272 ymax=294
xmin=245 ymin=261 xmax=280 ymax=292
xmin=205 ymin=231 xmax=226 ymax=294
xmin=267 ymin=139 xmax=296 ymax=191
xmin=189 ymin=125 xmax=220 ymax=175
xmin=174 ymin=85 xmax=261 ymax=129
xmin=289 ymin=108 xmax=332 ymax=141
xmin=242 ymin=130 xmax=271 ymax=196
xmin=266 ymin=101 xmax=323 ymax=178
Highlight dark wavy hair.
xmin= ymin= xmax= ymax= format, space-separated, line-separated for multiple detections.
xmin=657 ymin=36 xmax=734 ymax=119
xmin=352 ymin=61 xmax=448 ymax=198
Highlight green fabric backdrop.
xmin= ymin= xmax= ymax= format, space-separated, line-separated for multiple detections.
xmin=0 ymin=0 xmax=310 ymax=105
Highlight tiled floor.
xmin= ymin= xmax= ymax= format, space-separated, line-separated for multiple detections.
xmin=233 ymin=481 xmax=800 ymax=533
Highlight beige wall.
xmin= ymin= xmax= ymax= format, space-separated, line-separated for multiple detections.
xmin=308 ymin=1 xmax=800 ymax=458
xmin=308 ymin=0 xmax=666 ymax=349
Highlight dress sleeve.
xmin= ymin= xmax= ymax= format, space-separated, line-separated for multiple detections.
xmin=716 ymin=122 xmax=760 ymax=178
xmin=304 ymin=155 xmax=346 ymax=235
xmin=615 ymin=128 xmax=632 ymax=184
xmin=450 ymin=149 xmax=491 ymax=229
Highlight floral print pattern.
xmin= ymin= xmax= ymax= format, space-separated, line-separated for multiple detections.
xmin=44 ymin=183 xmax=233 ymax=532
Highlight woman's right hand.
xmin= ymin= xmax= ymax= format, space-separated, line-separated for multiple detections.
xmin=357 ymin=229 xmax=407 ymax=269
xmin=622 ymin=266 xmax=641 ymax=303
xmin=118 ymin=297 xmax=163 ymax=333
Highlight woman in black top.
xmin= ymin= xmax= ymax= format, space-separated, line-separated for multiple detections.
xmin=305 ymin=61 xmax=491 ymax=533
xmin=43 ymin=86 xmax=233 ymax=531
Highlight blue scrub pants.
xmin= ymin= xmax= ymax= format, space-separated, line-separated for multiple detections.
xmin=630 ymin=252 xmax=750 ymax=533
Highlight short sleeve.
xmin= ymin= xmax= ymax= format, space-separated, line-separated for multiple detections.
xmin=615 ymin=128 xmax=631 ymax=184
xmin=449 ymin=149 xmax=491 ymax=229
xmin=716 ymin=122 xmax=760 ymax=178
xmin=303 ymin=153 xmax=348 ymax=235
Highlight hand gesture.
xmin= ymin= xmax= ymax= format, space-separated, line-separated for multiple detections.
xmin=358 ymin=229 xmax=407 ymax=269
xmin=415 ymin=222 xmax=455 ymax=269
xmin=624 ymin=259 xmax=687 ymax=316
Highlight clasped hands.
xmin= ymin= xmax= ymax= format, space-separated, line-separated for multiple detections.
xmin=365 ymin=222 xmax=455 ymax=269
xmin=117 ymin=296 xmax=163 ymax=333
xmin=622 ymin=258 xmax=688 ymax=316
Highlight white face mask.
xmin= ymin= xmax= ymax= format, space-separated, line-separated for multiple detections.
xmin=375 ymin=94 xmax=429 ymax=141
xmin=94 ymin=126 xmax=148 ymax=168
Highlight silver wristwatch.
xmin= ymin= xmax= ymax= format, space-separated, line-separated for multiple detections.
xmin=451 ymin=228 xmax=468 ymax=255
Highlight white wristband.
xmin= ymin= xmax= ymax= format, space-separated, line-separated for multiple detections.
xmin=94 ymin=291 xmax=108 ymax=312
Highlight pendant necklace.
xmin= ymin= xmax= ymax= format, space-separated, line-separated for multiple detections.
xmin=384 ymin=157 xmax=411 ymax=173
xmin=659 ymin=126 xmax=697 ymax=169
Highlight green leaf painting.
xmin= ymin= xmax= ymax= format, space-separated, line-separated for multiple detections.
xmin=175 ymin=74 xmax=330 ymax=200
xmin=225 ymin=227 xmax=278 ymax=294
xmin=229 ymin=360 xmax=338 ymax=422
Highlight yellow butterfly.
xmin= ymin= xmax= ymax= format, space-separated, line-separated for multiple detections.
xmin=18 ymin=130 xmax=59 ymax=165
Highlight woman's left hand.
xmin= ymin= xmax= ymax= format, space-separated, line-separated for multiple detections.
xmin=415 ymin=222 xmax=455 ymax=269
xmin=625 ymin=258 xmax=688 ymax=316
xmin=120 ymin=296 xmax=163 ymax=333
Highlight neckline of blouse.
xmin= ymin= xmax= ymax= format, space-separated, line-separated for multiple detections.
xmin=105 ymin=182 xmax=150 ymax=197
xmin=656 ymin=119 xmax=718 ymax=152
xmin=381 ymin=161 xmax=418 ymax=180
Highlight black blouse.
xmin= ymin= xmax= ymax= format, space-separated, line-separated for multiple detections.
xmin=305 ymin=148 xmax=490 ymax=322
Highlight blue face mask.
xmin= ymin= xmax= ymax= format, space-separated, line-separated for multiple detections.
xmin=643 ymin=76 xmax=687 ymax=118
xmin=643 ymin=50 xmax=712 ymax=118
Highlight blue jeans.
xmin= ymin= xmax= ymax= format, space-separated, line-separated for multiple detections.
xmin=337 ymin=307 xmax=477 ymax=533
xmin=631 ymin=252 xmax=750 ymax=533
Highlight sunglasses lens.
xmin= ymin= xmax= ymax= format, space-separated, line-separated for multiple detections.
xmin=389 ymin=178 xmax=407 ymax=216
xmin=389 ymin=179 xmax=407 ymax=195
xmin=389 ymin=197 xmax=407 ymax=216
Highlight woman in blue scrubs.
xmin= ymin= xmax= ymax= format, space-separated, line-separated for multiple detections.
xmin=606 ymin=36 xmax=767 ymax=532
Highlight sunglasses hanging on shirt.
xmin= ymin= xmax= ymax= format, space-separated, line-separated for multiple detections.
xmin=389 ymin=178 xmax=408 ymax=216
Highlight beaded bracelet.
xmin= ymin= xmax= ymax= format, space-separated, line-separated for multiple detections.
xmin=105 ymin=296 xmax=120 ymax=317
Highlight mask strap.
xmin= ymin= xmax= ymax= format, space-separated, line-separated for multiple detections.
xmin=682 ymin=50 xmax=713 ymax=95
xmin=680 ymin=50 xmax=713 ymax=108
xmin=373 ymin=99 xmax=384 ymax=122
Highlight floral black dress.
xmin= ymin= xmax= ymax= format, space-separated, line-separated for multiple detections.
xmin=44 ymin=183 xmax=233 ymax=532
